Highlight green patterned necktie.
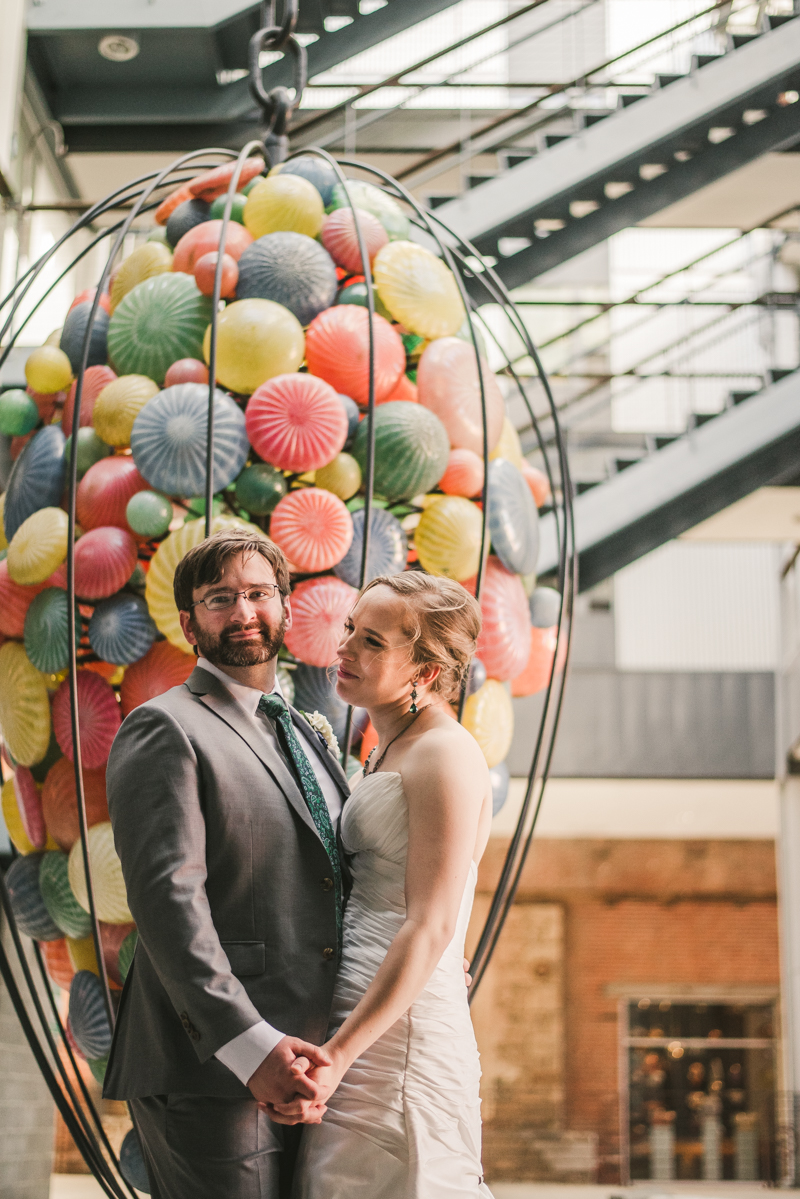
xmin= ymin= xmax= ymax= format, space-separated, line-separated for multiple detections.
xmin=257 ymin=692 xmax=343 ymax=949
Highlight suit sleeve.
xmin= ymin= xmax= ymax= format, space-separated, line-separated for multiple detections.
xmin=106 ymin=702 xmax=264 ymax=1064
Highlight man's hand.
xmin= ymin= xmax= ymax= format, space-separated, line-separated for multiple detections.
xmin=267 ymin=1056 xmax=345 ymax=1124
xmin=247 ymin=1037 xmax=331 ymax=1124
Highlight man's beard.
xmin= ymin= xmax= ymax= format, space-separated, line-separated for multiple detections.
xmin=190 ymin=611 xmax=286 ymax=667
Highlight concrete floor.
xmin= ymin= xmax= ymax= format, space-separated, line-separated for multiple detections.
xmin=50 ymin=1178 xmax=800 ymax=1199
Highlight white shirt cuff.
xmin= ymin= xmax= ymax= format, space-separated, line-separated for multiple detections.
xmin=214 ymin=1020 xmax=285 ymax=1086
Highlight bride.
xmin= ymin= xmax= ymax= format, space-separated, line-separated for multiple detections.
xmin=276 ymin=572 xmax=495 ymax=1197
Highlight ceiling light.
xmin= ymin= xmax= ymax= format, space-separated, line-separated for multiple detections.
xmin=98 ymin=34 xmax=140 ymax=62
xmin=324 ymin=15 xmax=354 ymax=31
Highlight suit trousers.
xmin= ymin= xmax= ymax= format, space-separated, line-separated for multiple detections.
xmin=130 ymin=1094 xmax=302 ymax=1199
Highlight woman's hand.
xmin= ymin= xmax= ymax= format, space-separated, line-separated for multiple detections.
xmin=264 ymin=1044 xmax=348 ymax=1124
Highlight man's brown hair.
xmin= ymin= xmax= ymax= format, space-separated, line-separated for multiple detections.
xmin=173 ymin=528 xmax=291 ymax=611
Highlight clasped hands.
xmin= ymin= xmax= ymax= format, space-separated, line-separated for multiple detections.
xmin=247 ymin=1036 xmax=341 ymax=1126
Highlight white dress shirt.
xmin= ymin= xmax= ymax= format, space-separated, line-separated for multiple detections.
xmin=195 ymin=657 xmax=343 ymax=1086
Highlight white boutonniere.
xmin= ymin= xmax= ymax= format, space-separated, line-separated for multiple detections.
xmin=302 ymin=710 xmax=340 ymax=756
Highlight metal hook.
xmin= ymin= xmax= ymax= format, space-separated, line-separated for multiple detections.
xmin=248 ymin=21 xmax=307 ymax=163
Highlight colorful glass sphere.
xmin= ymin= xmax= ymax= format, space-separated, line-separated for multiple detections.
xmin=76 ymin=455 xmax=149 ymax=532
xmin=417 ymin=337 xmax=505 ymax=456
xmin=334 ymin=506 xmax=407 ymax=588
xmin=511 ymin=625 xmax=557 ymax=698
xmin=271 ymin=155 xmax=338 ymax=205
xmin=24 ymin=588 xmax=81 ymax=675
xmin=233 ymin=463 xmax=287 ymax=515
xmin=14 ymin=766 xmax=47 ymax=850
xmin=414 ymin=495 xmax=482 ymax=582
xmin=4 ymin=425 xmax=67 ymax=542
xmin=374 ymin=241 xmax=464 ymax=340
xmin=125 ymin=490 xmax=173 ymax=539
xmin=487 ymin=457 xmax=540 ymax=577
xmin=321 ymin=207 xmax=388 ymax=275
xmin=270 ymin=488 xmax=353 ymax=574
xmin=0 ymin=642 xmax=51 ymax=767
xmin=73 ymin=526 xmax=138 ymax=600
xmin=164 ymin=358 xmax=209 ymax=387
xmin=63 ymin=364 xmax=117 ymax=436
xmin=284 ymin=576 xmax=357 ymax=668
xmin=24 ymin=345 xmax=72 ymax=394
xmin=119 ymin=640 xmax=195 ymax=716
xmin=89 ymin=593 xmax=157 ymax=665
xmin=0 ymin=560 xmax=50 ymax=638
xmin=68 ymin=821 xmax=131 ymax=923
xmin=244 ymin=174 xmax=324 ymax=240
xmin=131 ymin=383 xmax=249 ymax=496
xmin=5 ymin=854 xmax=63 ymax=940
xmin=293 ymin=662 xmax=349 ymax=745
xmin=236 ymin=231 xmax=338 ymax=327
xmin=530 ymin=586 xmax=561 ymax=628
xmin=474 ymin=557 xmax=532 ymax=682
xmin=315 ymin=453 xmax=361 ymax=502
xmin=92 ymin=374 xmax=160 ymax=448
xmin=0 ymin=388 xmax=39 ymax=436
xmin=41 ymin=756 xmax=109 ymax=852
xmin=59 ymin=302 xmax=109 ymax=374
xmin=329 ymin=179 xmax=410 ymax=241
xmin=462 ymin=679 xmax=514 ymax=768
xmin=194 ymin=251 xmax=239 ymax=299
xmin=305 ymin=306 xmax=404 ymax=408
xmin=52 ymin=671 xmax=122 ymax=769
xmin=209 ymin=192 xmax=248 ymax=224
xmin=165 ymin=197 xmax=211 ymax=247
xmin=40 ymin=851 xmax=92 ymax=939
xmin=245 ymin=373 xmax=348 ymax=474
xmin=69 ymin=970 xmax=113 ymax=1058
xmin=107 ymin=273 xmax=214 ymax=384
xmin=110 ymin=241 xmax=173 ymax=313
xmin=438 ymin=447 xmax=484 ymax=497
xmin=190 ymin=155 xmax=265 ymax=201
xmin=351 ymin=401 xmax=449 ymax=502
xmin=205 ymin=298 xmax=305 ymax=395
xmin=7 ymin=507 xmax=69 ymax=585
xmin=64 ymin=428 xmax=112 ymax=479
xmin=171 ymin=218 xmax=253 ymax=274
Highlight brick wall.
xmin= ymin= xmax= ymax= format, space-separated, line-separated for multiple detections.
xmin=468 ymin=838 xmax=780 ymax=1184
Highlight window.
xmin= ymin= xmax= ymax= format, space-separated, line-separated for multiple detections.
xmin=623 ymin=999 xmax=776 ymax=1182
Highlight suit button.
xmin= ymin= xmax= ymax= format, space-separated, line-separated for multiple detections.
xmin=321 ymin=877 xmax=334 ymax=891
xmin=322 ymin=947 xmax=335 ymax=960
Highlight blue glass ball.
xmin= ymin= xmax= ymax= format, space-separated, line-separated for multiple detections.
xmin=236 ymin=232 xmax=338 ymax=327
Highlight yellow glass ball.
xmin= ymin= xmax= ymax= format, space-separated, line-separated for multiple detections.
xmin=414 ymin=495 xmax=482 ymax=581
xmin=373 ymin=241 xmax=464 ymax=340
xmin=7 ymin=507 xmax=69 ymax=585
xmin=490 ymin=416 xmax=524 ymax=469
xmin=67 ymin=934 xmax=99 ymax=976
xmin=45 ymin=328 xmax=62 ymax=347
xmin=1 ymin=777 xmax=58 ymax=853
xmin=244 ymin=174 xmax=324 ymax=240
xmin=68 ymin=822 xmax=133 ymax=924
xmin=204 ymin=298 xmax=305 ymax=395
xmin=0 ymin=642 xmax=52 ymax=766
xmin=92 ymin=374 xmax=160 ymax=447
xmin=315 ymin=453 xmax=362 ymax=501
xmin=25 ymin=345 xmax=72 ymax=394
xmin=110 ymin=241 xmax=173 ymax=313
xmin=462 ymin=679 xmax=514 ymax=768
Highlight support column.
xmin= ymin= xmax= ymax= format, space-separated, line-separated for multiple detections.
xmin=778 ymin=775 xmax=800 ymax=1184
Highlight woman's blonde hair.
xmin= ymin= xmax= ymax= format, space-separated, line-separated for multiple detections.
xmin=360 ymin=572 xmax=482 ymax=701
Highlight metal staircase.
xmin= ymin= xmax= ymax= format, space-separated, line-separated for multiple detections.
xmin=536 ymin=365 xmax=800 ymax=589
xmin=437 ymin=12 xmax=800 ymax=293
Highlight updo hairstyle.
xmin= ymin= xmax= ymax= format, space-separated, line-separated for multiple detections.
xmin=360 ymin=573 xmax=481 ymax=702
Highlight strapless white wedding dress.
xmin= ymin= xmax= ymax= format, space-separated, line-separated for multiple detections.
xmin=293 ymin=770 xmax=494 ymax=1198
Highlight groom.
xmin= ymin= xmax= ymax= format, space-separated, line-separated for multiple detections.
xmin=103 ymin=527 xmax=351 ymax=1199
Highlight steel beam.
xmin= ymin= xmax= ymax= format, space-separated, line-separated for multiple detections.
xmin=537 ymin=370 xmax=800 ymax=589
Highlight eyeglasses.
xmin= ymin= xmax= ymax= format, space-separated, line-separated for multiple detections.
xmin=191 ymin=585 xmax=282 ymax=613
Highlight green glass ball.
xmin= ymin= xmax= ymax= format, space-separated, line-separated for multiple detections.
xmin=0 ymin=389 xmax=39 ymax=436
xmin=234 ymin=463 xmax=287 ymax=515
xmin=64 ymin=428 xmax=112 ymax=478
xmin=126 ymin=490 xmax=173 ymax=538
xmin=209 ymin=193 xmax=248 ymax=224
xmin=241 ymin=176 xmax=265 ymax=196
xmin=146 ymin=225 xmax=171 ymax=246
xmin=336 ymin=281 xmax=392 ymax=322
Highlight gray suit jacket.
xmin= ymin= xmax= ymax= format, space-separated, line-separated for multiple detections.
xmin=102 ymin=664 xmax=350 ymax=1100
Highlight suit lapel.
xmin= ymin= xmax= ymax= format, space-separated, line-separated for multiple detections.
xmin=289 ymin=705 xmax=351 ymax=803
xmin=185 ymin=666 xmax=321 ymax=840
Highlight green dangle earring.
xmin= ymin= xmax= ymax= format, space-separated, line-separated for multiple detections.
xmin=409 ymin=680 xmax=418 ymax=714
